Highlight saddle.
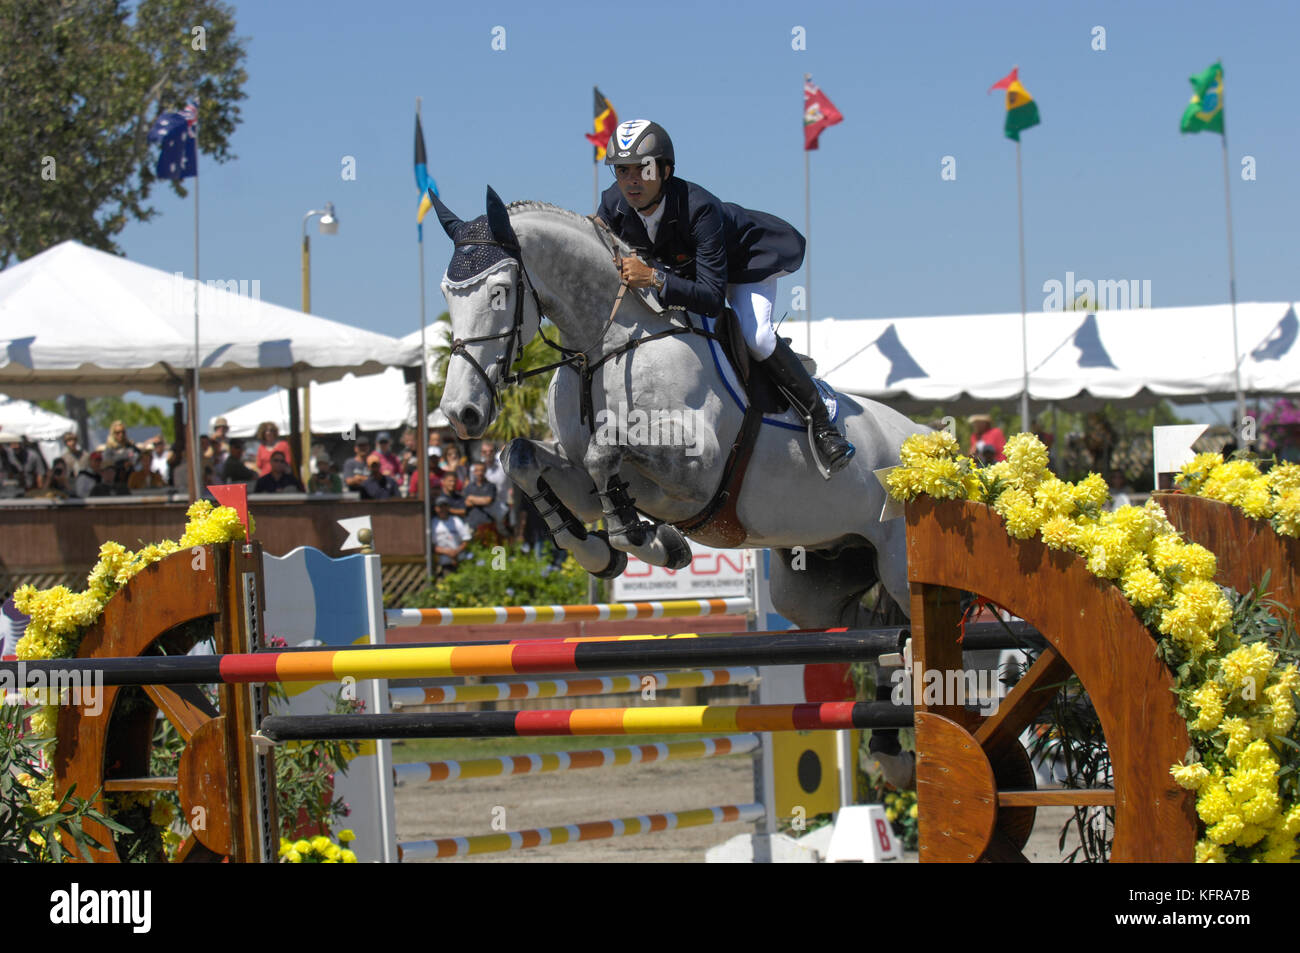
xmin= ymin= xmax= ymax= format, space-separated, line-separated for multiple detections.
xmin=671 ymin=308 xmax=801 ymax=548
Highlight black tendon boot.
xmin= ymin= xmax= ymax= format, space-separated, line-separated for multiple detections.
xmin=761 ymin=339 xmax=855 ymax=473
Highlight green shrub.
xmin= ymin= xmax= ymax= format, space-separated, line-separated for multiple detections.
xmin=403 ymin=539 xmax=588 ymax=608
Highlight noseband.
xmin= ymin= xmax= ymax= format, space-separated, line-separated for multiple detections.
xmin=446 ymin=237 xmax=543 ymax=423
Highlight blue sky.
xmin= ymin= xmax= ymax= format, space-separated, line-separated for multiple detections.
xmin=113 ymin=0 xmax=1299 ymax=423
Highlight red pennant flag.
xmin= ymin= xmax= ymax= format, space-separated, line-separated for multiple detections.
xmin=207 ymin=483 xmax=250 ymax=541
xmin=803 ymin=77 xmax=843 ymax=151
xmin=988 ymin=66 xmax=1019 ymax=94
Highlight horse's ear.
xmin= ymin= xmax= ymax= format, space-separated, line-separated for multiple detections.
xmin=430 ymin=189 xmax=462 ymax=240
xmin=485 ymin=186 xmax=519 ymax=252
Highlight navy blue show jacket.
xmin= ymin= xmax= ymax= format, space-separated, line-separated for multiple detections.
xmin=597 ymin=177 xmax=806 ymax=317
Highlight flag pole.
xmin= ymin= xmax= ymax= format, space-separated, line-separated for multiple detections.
xmin=803 ymin=74 xmax=812 ymax=357
xmin=417 ymin=96 xmax=433 ymax=581
xmin=1218 ymin=62 xmax=1246 ymax=436
xmin=190 ymin=106 xmax=202 ymax=503
xmin=1015 ymin=136 xmax=1030 ymax=434
xmin=593 ymin=154 xmax=599 ymax=214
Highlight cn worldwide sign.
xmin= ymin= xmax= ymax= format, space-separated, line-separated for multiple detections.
xmin=612 ymin=545 xmax=750 ymax=600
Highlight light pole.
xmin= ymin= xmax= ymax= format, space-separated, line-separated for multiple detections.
xmin=300 ymin=203 xmax=339 ymax=485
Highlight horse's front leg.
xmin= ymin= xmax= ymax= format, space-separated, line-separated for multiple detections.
xmin=501 ymin=437 xmax=626 ymax=578
xmin=583 ymin=442 xmax=693 ymax=570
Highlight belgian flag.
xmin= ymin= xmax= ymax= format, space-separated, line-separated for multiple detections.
xmin=988 ymin=67 xmax=1040 ymax=142
xmin=415 ymin=112 xmax=438 ymax=239
xmin=585 ymin=87 xmax=618 ymax=160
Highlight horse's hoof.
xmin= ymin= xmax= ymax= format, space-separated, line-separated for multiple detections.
xmin=867 ymin=750 xmax=915 ymax=789
xmin=657 ymin=524 xmax=693 ymax=570
xmin=589 ymin=529 xmax=627 ymax=579
xmin=593 ymin=549 xmax=627 ymax=579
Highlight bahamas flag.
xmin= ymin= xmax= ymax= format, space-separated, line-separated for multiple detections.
xmin=989 ymin=67 xmax=1040 ymax=142
xmin=1180 ymin=61 xmax=1224 ymax=134
xmin=415 ymin=112 xmax=439 ymax=239
xmin=585 ymin=86 xmax=618 ymax=160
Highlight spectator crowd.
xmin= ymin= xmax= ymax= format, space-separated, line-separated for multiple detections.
xmin=1 ymin=416 xmax=564 ymax=576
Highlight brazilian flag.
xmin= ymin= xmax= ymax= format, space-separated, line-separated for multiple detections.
xmin=989 ymin=67 xmax=1040 ymax=142
xmin=1180 ymin=61 xmax=1224 ymax=135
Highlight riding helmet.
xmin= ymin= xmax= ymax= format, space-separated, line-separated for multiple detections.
xmin=605 ymin=119 xmax=674 ymax=167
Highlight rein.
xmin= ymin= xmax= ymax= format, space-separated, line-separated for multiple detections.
xmin=451 ymin=216 xmax=725 ymax=431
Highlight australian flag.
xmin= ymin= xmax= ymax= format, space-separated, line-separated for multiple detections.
xmin=148 ymin=101 xmax=198 ymax=180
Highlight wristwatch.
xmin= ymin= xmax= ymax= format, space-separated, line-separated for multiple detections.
xmin=651 ymin=269 xmax=666 ymax=291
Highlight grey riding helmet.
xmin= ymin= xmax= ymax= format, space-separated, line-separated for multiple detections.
xmin=605 ymin=119 xmax=674 ymax=169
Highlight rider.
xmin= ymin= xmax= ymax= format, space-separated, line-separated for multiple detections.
xmin=597 ymin=119 xmax=855 ymax=474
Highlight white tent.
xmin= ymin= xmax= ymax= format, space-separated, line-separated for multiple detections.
xmin=213 ymin=327 xmax=450 ymax=436
xmin=0 ymin=394 xmax=75 ymax=440
xmin=809 ymin=301 xmax=1300 ymax=414
xmin=0 ymin=241 xmax=421 ymax=398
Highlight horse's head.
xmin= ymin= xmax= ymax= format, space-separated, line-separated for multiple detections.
xmin=433 ymin=186 xmax=541 ymax=439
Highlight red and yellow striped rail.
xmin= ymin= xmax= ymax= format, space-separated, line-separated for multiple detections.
xmin=397 ymin=802 xmax=763 ymax=860
xmin=392 ymin=734 xmax=759 ymax=786
xmin=387 ymin=667 xmax=758 ymax=707
xmin=260 ymin=701 xmax=910 ymax=741
xmin=384 ymin=597 xmax=751 ymax=628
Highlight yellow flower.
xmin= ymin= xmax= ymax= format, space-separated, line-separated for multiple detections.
xmin=293 ymin=838 xmax=312 ymax=854
xmin=1033 ymin=478 xmax=1075 ymax=519
xmin=1195 ymin=841 xmax=1227 ymax=863
xmin=284 ymin=849 xmax=302 ymax=863
xmin=27 ymin=706 xmax=58 ymax=737
xmin=1171 ymin=762 xmax=1210 ymax=790
xmin=337 ymin=828 xmax=355 ymax=843
xmin=1218 ymin=642 xmax=1277 ymax=697
xmin=886 ymin=466 xmax=927 ymax=501
xmin=1219 ymin=717 xmax=1252 ymax=760
xmin=1121 ymin=557 xmax=1166 ymax=608
xmin=1003 ymin=433 xmax=1050 ymax=481
xmin=1268 ymin=463 xmax=1300 ymax=493
xmin=1206 ymin=814 xmax=1244 ymax=845
xmin=1039 ymin=515 xmax=1080 ymax=551
xmin=1274 ymin=489 xmax=1300 ymax=537
xmin=1240 ymin=478 xmax=1274 ymax=519
xmin=1189 ymin=683 xmax=1225 ymax=732
xmin=1177 ymin=543 xmax=1218 ymax=582
xmin=899 ymin=430 xmax=960 ymax=466
xmin=918 ymin=457 xmax=967 ymax=500
xmin=341 ymin=849 xmax=358 ymax=863
xmin=1175 ymin=453 xmax=1223 ymax=494
xmin=1071 ymin=472 xmax=1109 ymax=509
xmin=993 ymin=488 xmax=1041 ymax=539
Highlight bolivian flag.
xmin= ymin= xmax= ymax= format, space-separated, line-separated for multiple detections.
xmin=415 ymin=112 xmax=438 ymax=239
xmin=585 ymin=87 xmax=618 ymax=160
xmin=989 ymin=67 xmax=1040 ymax=142
xmin=1180 ymin=61 xmax=1224 ymax=135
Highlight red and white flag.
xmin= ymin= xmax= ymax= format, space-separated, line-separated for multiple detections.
xmin=803 ymin=77 xmax=843 ymax=150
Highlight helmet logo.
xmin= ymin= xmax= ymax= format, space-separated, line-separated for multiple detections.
xmin=616 ymin=119 xmax=651 ymax=151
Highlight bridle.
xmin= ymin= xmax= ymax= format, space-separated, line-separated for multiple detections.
xmin=446 ymin=216 xmax=721 ymax=430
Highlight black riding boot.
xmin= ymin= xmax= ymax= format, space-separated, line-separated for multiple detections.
xmin=761 ymin=340 xmax=856 ymax=474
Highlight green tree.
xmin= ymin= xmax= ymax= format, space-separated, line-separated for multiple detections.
xmin=69 ymin=395 xmax=173 ymax=440
xmin=0 ymin=0 xmax=249 ymax=267
xmin=427 ymin=311 xmax=554 ymax=441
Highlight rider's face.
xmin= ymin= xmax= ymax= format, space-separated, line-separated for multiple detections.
xmin=615 ymin=162 xmax=664 ymax=212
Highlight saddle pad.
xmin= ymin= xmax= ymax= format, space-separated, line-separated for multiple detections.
xmin=695 ymin=313 xmax=839 ymax=432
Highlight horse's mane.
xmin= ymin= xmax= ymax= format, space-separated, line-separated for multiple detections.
xmin=506 ymin=200 xmax=637 ymax=257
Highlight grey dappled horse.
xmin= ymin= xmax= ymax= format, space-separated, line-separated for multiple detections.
xmin=433 ymin=188 xmax=926 ymax=630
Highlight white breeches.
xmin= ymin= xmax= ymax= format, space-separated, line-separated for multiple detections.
xmin=726 ymin=276 xmax=780 ymax=360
